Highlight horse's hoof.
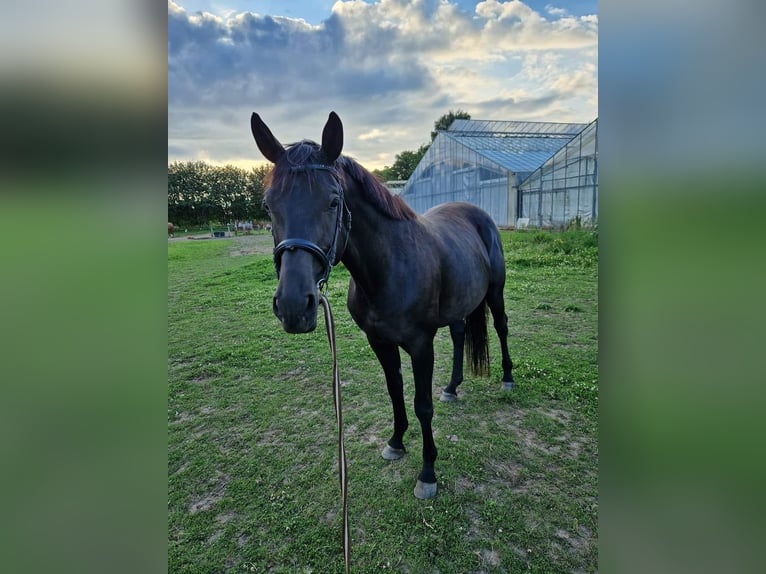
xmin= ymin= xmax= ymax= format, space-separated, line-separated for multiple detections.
xmin=414 ymin=480 xmax=438 ymax=499
xmin=501 ymin=380 xmax=515 ymax=391
xmin=381 ymin=445 xmax=405 ymax=460
xmin=439 ymin=391 xmax=457 ymax=402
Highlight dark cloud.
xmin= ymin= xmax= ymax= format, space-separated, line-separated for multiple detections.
xmin=169 ymin=6 xmax=432 ymax=109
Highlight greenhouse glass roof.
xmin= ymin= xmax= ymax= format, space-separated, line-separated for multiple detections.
xmin=445 ymin=119 xmax=588 ymax=174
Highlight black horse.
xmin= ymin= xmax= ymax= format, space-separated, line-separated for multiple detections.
xmin=251 ymin=111 xmax=514 ymax=499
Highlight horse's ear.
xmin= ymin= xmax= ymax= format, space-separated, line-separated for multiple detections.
xmin=251 ymin=113 xmax=285 ymax=164
xmin=321 ymin=111 xmax=343 ymax=164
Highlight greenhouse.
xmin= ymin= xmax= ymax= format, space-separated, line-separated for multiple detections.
xmin=399 ymin=118 xmax=598 ymax=228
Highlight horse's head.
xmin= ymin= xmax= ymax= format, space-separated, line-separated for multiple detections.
xmin=251 ymin=111 xmax=350 ymax=333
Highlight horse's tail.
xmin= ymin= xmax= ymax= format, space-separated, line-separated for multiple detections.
xmin=465 ymin=299 xmax=490 ymax=377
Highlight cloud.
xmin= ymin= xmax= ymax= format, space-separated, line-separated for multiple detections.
xmin=545 ymin=4 xmax=569 ymax=18
xmin=168 ymin=0 xmax=597 ymax=169
xmin=358 ymin=128 xmax=386 ymax=141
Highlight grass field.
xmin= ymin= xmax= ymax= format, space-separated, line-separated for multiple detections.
xmin=168 ymin=229 xmax=598 ymax=573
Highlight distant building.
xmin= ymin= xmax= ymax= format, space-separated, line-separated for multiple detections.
xmin=383 ymin=180 xmax=407 ymax=195
xmin=399 ymin=118 xmax=598 ymax=228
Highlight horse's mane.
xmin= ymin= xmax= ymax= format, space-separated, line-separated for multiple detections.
xmin=337 ymin=155 xmax=417 ymax=221
xmin=267 ymin=140 xmax=418 ymax=222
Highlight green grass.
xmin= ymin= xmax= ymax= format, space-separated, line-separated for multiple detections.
xmin=168 ymin=229 xmax=598 ymax=573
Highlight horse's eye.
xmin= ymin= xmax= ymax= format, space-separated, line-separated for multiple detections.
xmin=329 ymin=197 xmax=340 ymax=210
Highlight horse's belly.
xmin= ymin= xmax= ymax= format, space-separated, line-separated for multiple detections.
xmin=437 ymin=276 xmax=489 ymax=325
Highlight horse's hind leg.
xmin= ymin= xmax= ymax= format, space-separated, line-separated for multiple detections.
xmin=406 ymin=334 xmax=438 ymax=499
xmin=486 ymin=285 xmax=515 ymax=390
xmin=368 ymin=336 xmax=409 ymax=460
xmin=440 ymin=320 xmax=465 ymax=402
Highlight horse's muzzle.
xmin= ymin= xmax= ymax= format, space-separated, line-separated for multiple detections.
xmin=272 ymin=290 xmax=318 ymax=333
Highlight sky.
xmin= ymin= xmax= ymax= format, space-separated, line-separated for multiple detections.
xmin=168 ymin=0 xmax=598 ymax=171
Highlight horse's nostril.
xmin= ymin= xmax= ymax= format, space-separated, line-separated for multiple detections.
xmin=306 ymin=293 xmax=316 ymax=312
xmin=272 ymin=296 xmax=280 ymax=316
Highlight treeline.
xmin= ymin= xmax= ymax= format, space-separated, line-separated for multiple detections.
xmin=167 ymin=161 xmax=271 ymax=227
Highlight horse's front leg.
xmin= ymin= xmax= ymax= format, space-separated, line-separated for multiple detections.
xmin=367 ymin=336 xmax=408 ymax=460
xmin=407 ymin=335 xmax=438 ymax=499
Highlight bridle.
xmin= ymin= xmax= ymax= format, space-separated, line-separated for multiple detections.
xmin=272 ymin=163 xmax=352 ymax=289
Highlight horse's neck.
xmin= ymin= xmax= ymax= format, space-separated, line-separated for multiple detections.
xmin=340 ymin=188 xmax=410 ymax=295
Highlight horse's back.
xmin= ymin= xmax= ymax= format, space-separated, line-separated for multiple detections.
xmin=424 ymin=200 xmax=498 ymax=232
xmin=422 ymin=202 xmax=503 ymax=264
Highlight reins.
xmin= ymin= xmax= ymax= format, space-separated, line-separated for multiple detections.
xmin=318 ymin=292 xmax=350 ymax=574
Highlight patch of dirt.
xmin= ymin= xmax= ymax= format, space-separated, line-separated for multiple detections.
xmin=189 ymin=472 xmax=230 ymax=514
xmin=509 ymin=544 xmax=530 ymax=560
xmin=190 ymin=376 xmax=213 ymax=386
xmin=363 ymin=432 xmax=382 ymax=446
xmin=227 ymin=234 xmax=275 ymax=257
xmin=170 ymin=411 xmax=193 ymax=424
xmin=380 ymin=465 xmax=403 ymax=484
xmin=216 ymin=512 xmax=237 ymax=524
xmin=321 ymin=509 xmax=338 ymax=527
xmin=255 ymin=428 xmax=281 ymax=447
xmin=554 ymin=526 xmax=592 ymax=553
xmin=492 ymin=406 xmax=588 ymax=460
xmin=478 ymin=548 xmax=501 ymax=567
xmin=538 ymin=407 xmax=572 ymax=425
xmin=278 ymin=364 xmax=308 ymax=381
xmin=485 ymin=459 xmax=527 ymax=493
xmin=170 ymin=462 xmax=189 ymax=477
xmin=564 ymin=437 xmax=584 ymax=459
xmin=492 ymin=409 xmax=544 ymax=455
xmin=464 ymin=507 xmax=483 ymax=540
xmin=454 ymin=476 xmax=475 ymax=495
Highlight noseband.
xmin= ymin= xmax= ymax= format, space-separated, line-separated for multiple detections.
xmin=273 ymin=163 xmax=352 ymax=289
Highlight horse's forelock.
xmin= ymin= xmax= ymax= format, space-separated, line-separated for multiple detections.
xmin=268 ymin=141 xmax=322 ymax=191
xmin=285 ymin=140 xmax=321 ymax=165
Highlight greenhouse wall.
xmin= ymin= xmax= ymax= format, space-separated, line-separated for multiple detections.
xmin=401 ymin=132 xmax=512 ymax=225
xmin=518 ymin=119 xmax=598 ymax=228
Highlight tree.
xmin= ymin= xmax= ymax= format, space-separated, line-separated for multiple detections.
xmin=430 ymin=109 xmax=471 ymax=141
xmin=168 ymin=160 xmax=213 ymax=226
xmin=371 ymin=167 xmax=389 ymax=181
xmin=388 ymin=143 xmax=430 ymax=180
xmin=167 ymin=161 xmax=272 ymax=227
xmin=209 ymin=164 xmax=249 ymax=223
xmin=246 ymin=165 xmax=271 ymax=221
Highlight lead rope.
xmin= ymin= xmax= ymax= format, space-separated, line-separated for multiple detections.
xmin=318 ymin=292 xmax=350 ymax=574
